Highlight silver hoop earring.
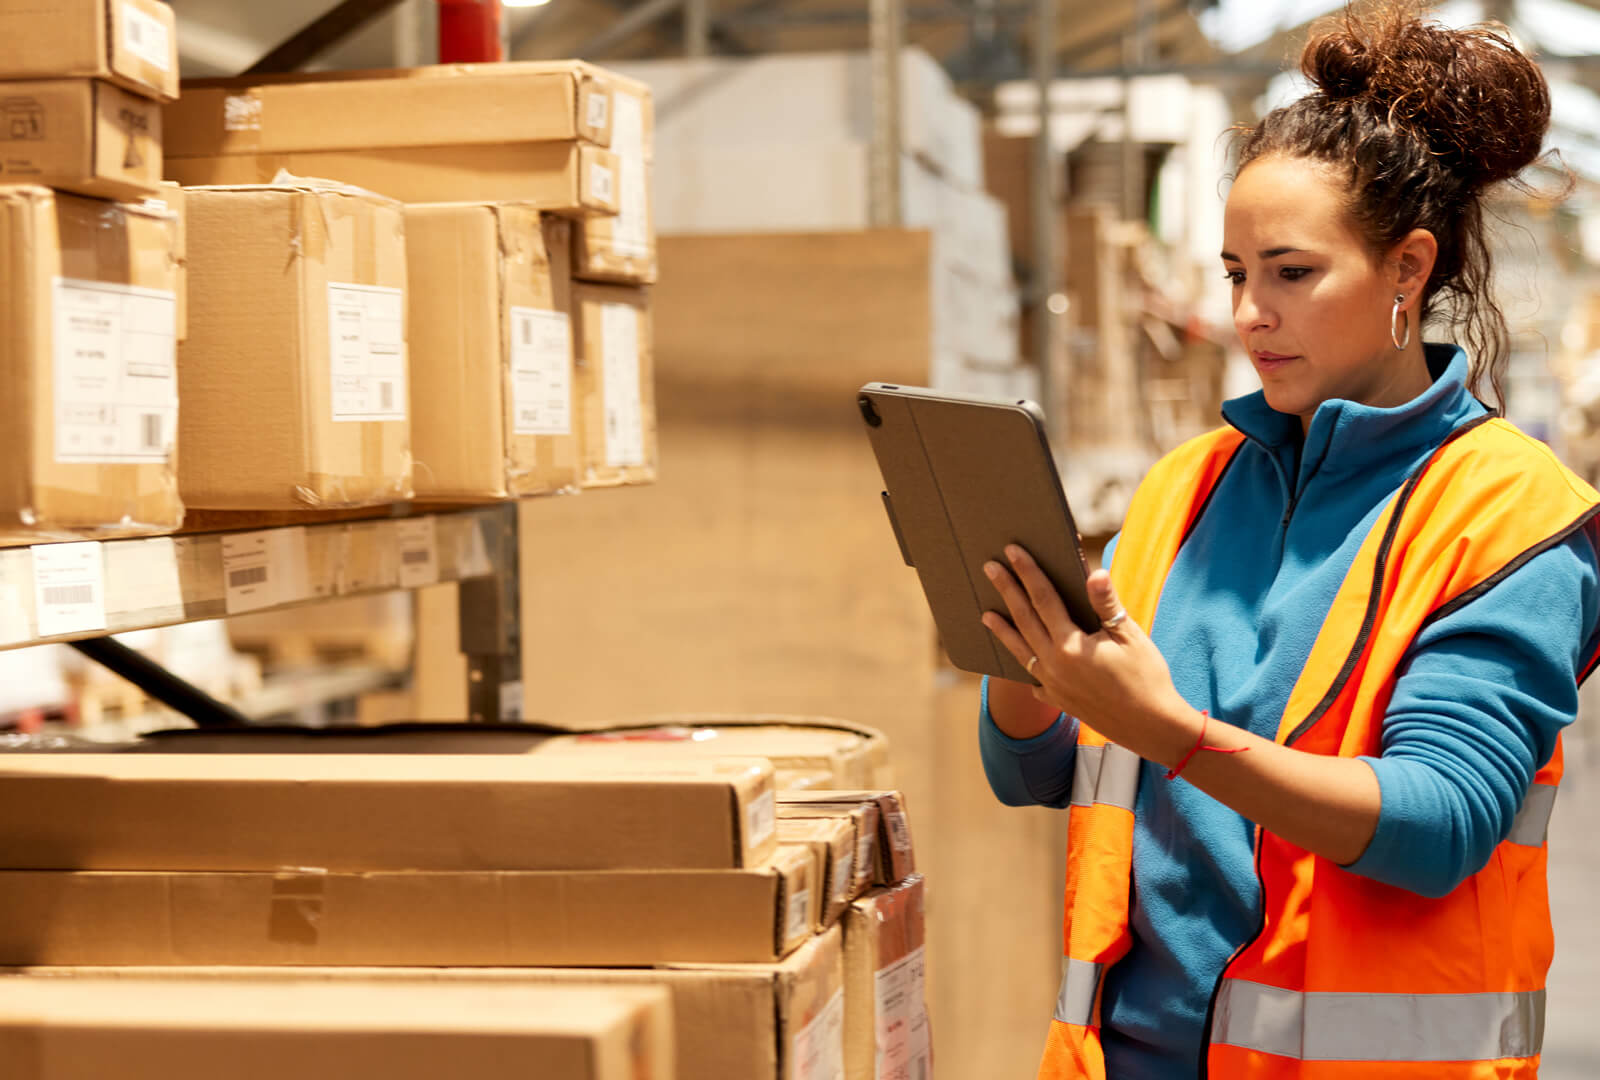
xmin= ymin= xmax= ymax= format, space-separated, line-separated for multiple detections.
xmin=1391 ymin=294 xmax=1411 ymax=350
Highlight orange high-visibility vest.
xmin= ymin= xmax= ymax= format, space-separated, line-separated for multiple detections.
xmin=1040 ymin=415 xmax=1600 ymax=1080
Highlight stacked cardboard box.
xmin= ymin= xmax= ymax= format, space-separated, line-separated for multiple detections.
xmin=0 ymin=0 xmax=184 ymax=541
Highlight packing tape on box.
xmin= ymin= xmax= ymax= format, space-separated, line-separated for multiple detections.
xmin=268 ymin=869 xmax=327 ymax=946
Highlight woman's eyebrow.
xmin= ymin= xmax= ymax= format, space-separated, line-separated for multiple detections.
xmin=1220 ymin=247 xmax=1310 ymax=261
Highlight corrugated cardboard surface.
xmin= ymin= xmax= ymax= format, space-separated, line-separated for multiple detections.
xmin=0 ymin=976 xmax=673 ymax=1080
xmin=0 ymin=0 xmax=178 ymax=101
xmin=140 ymin=180 xmax=185 ymax=339
xmin=843 ymin=875 xmax=929 ymax=1080
xmin=778 ymin=802 xmax=878 ymax=903
xmin=0 ymin=187 xmax=182 ymax=542
xmin=406 ymin=202 xmax=577 ymax=499
xmin=0 ymin=846 xmax=811 ymax=966
xmin=534 ymin=723 xmax=881 ymax=788
xmin=24 ymin=926 xmax=843 ymax=1080
xmin=571 ymin=281 xmax=656 ymax=488
xmin=0 ymin=754 xmax=778 ymax=871
xmin=779 ymin=817 xmax=856 ymax=931
xmin=178 ymin=183 xmax=413 ymax=509
xmin=166 ymin=63 xmax=610 ymax=157
xmin=0 ymin=79 xmax=163 ymax=200
xmin=165 ymin=143 xmax=621 ymax=217
xmin=575 ymin=75 xmax=656 ymax=285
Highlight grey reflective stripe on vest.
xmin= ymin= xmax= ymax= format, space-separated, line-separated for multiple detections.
xmin=1212 ymin=979 xmax=1545 ymax=1062
xmin=1054 ymin=957 xmax=1104 ymax=1026
xmin=1069 ymin=743 xmax=1140 ymax=813
xmin=1507 ymin=781 xmax=1557 ymax=848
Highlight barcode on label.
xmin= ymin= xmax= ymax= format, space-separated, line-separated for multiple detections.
xmin=141 ymin=413 xmax=161 ymax=450
xmin=379 ymin=381 xmax=394 ymax=411
xmin=401 ymin=549 xmax=430 ymax=565
xmin=520 ymin=317 xmax=533 ymax=347
xmin=126 ymin=17 xmax=142 ymax=43
xmin=42 ymin=585 xmax=94 ymax=607
xmin=229 ymin=566 xmax=269 ymax=589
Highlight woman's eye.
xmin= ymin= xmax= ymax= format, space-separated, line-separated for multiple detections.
xmin=1279 ymin=266 xmax=1312 ymax=281
xmin=1223 ymin=271 xmax=1245 ymax=285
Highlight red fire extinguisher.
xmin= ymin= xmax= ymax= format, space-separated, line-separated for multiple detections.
xmin=437 ymin=0 xmax=504 ymax=63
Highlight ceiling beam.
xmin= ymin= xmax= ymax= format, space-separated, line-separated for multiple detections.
xmin=243 ymin=0 xmax=409 ymax=74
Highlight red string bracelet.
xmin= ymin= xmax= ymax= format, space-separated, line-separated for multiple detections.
xmin=1164 ymin=711 xmax=1249 ymax=780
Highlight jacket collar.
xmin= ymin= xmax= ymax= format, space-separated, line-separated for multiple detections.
xmin=1220 ymin=344 xmax=1487 ymax=477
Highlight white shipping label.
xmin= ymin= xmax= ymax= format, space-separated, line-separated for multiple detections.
xmin=887 ymin=808 xmax=913 ymax=853
xmin=32 ymin=542 xmax=107 ymax=638
xmin=328 ymin=283 xmax=406 ymax=422
xmin=223 ymin=93 xmax=262 ymax=131
xmin=121 ymin=3 xmax=171 ymax=72
xmin=498 ymin=680 xmax=525 ymax=721
xmin=874 ymin=946 xmax=931 ymax=1080
xmin=610 ymin=94 xmax=651 ymax=259
xmin=746 ymin=789 xmax=776 ymax=851
xmin=600 ymin=303 xmax=645 ymax=468
xmin=510 ymin=307 xmax=573 ymax=436
xmin=117 ymin=537 xmax=184 ymax=624
xmin=833 ymin=852 xmax=856 ymax=903
xmin=793 ymin=988 xmax=846 ymax=1080
xmin=52 ymin=278 xmax=177 ymax=465
xmin=590 ymin=163 xmax=615 ymax=206
xmin=221 ymin=528 xmax=309 ymax=614
xmin=786 ymin=888 xmax=811 ymax=941
xmin=586 ymin=91 xmax=610 ymax=131
xmin=396 ymin=518 xmax=440 ymax=589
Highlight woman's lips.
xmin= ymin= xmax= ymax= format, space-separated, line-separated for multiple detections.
xmin=1253 ymin=351 xmax=1299 ymax=370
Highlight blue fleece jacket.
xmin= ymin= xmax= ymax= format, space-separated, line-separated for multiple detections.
xmin=979 ymin=346 xmax=1600 ymax=1080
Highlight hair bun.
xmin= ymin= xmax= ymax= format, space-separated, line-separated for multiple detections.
xmin=1300 ymin=5 xmax=1550 ymax=187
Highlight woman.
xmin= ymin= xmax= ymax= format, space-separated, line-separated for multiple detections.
xmin=979 ymin=5 xmax=1600 ymax=1079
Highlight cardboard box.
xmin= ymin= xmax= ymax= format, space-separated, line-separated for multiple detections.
xmin=0 ymin=186 xmax=182 ymax=543
xmin=0 ymin=78 xmax=162 ymax=200
xmin=0 ymin=976 xmax=674 ymax=1080
xmin=536 ymin=722 xmax=882 ymax=788
xmin=406 ymin=202 xmax=578 ymax=499
xmin=572 ymin=281 xmax=656 ymax=488
xmin=167 ymin=62 xmax=613 ymax=158
xmin=0 ymin=754 xmax=778 ymax=871
xmin=165 ymin=142 xmax=621 ymax=217
xmin=178 ymin=181 xmax=413 ymax=510
xmin=843 ymin=875 xmax=929 ymax=1080
xmin=779 ymin=816 xmax=857 ymax=931
xmin=138 ymin=180 xmax=184 ymax=340
xmin=779 ymin=791 xmax=915 ymax=886
xmin=574 ymin=75 xmax=655 ymax=285
xmin=777 ymin=801 xmax=878 ymax=903
xmin=0 ymin=0 xmax=178 ymax=102
xmin=26 ymin=926 xmax=844 ymax=1080
xmin=0 ymin=846 xmax=813 ymax=966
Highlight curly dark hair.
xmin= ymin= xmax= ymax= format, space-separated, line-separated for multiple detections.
xmin=1235 ymin=1 xmax=1553 ymax=410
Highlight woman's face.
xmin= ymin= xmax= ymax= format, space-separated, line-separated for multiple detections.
xmin=1222 ymin=154 xmax=1422 ymax=424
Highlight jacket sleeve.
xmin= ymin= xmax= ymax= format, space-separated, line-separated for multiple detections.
xmin=1346 ymin=529 xmax=1600 ymax=897
xmin=977 ymin=675 xmax=1079 ymax=808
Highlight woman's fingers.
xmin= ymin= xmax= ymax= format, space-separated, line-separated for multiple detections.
xmin=979 ymin=608 xmax=1039 ymax=675
xmin=1005 ymin=545 xmax=1075 ymax=637
xmin=982 ymin=560 xmax=1052 ymax=661
xmin=1086 ymin=569 xmax=1138 ymax=640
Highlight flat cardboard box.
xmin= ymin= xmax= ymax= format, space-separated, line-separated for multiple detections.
xmin=0 ymin=0 xmax=178 ymax=102
xmin=572 ymin=281 xmax=656 ymax=488
xmin=535 ymin=722 xmax=882 ymax=788
xmin=574 ymin=75 xmax=656 ymax=285
xmin=0 ymin=187 xmax=182 ymax=543
xmin=0 ymin=976 xmax=674 ymax=1080
xmin=779 ymin=790 xmax=916 ymax=886
xmin=165 ymin=142 xmax=620 ymax=217
xmin=406 ymin=202 xmax=578 ymax=499
xmin=777 ymin=801 xmax=877 ymax=903
xmin=179 ymin=181 xmax=413 ymax=510
xmin=0 ymin=78 xmax=162 ymax=200
xmin=844 ymin=875 xmax=929 ymax=1080
xmin=167 ymin=62 xmax=613 ymax=157
xmin=0 ymin=846 xmax=813 ymax=966
xmin=0 ymin=754 xmax=778 ymax=872
xmin=24 ymin=926 xmax=844 ymax=1080
xmin=779 ymin=816 xmax=857 ymax=931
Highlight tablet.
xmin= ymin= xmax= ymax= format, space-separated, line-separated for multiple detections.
xmin=858 ymin=382 xmax=1099 ymax=684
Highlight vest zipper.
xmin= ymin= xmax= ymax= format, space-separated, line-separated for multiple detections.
xmin=1197 ymin=824 xmax=1270 ymax=1079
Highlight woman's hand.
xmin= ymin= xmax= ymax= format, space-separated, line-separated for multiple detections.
xmin=980 ymin=544 xmax=1199 ymax=766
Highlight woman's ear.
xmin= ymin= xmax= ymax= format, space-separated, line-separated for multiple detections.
xmin=1392 ymin=228 xmax=1439 ymax=302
